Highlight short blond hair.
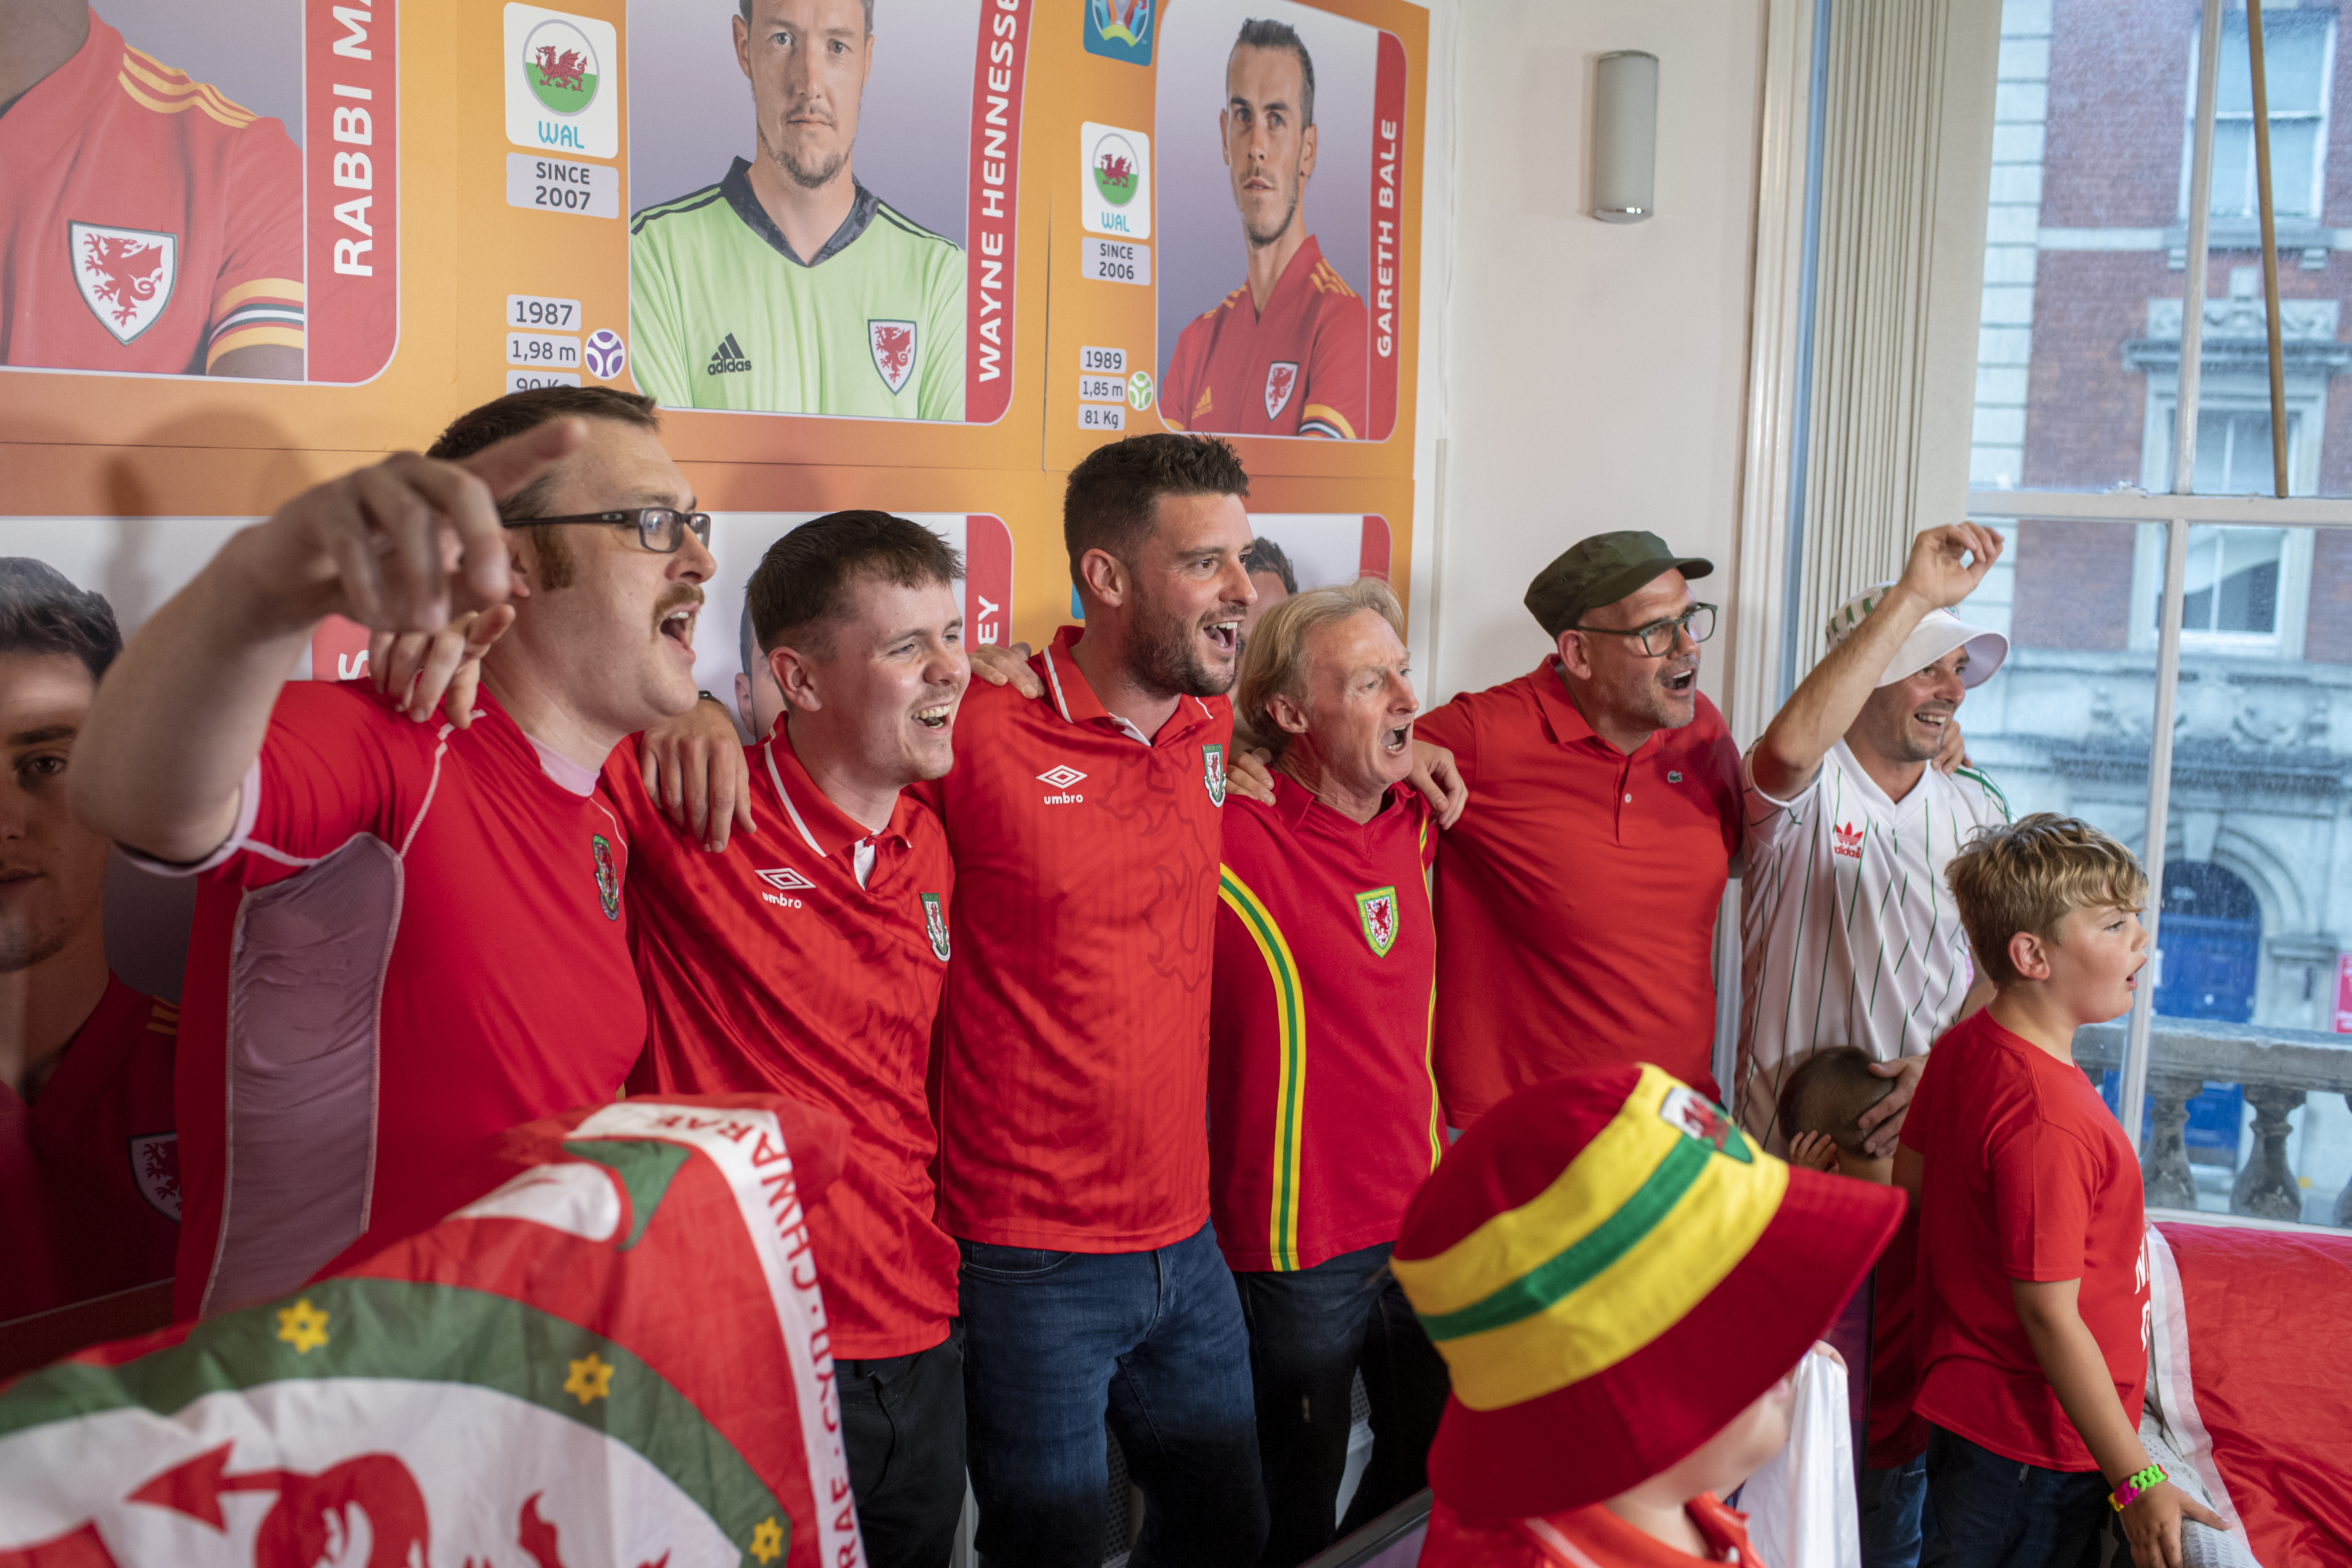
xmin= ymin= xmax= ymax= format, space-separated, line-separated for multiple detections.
xmin=1946 ymin=813 xmax=2149 ymax=988
xmin=1235 ymin=577 xmax=1405 ymax=757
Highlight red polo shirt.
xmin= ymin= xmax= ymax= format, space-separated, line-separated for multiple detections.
xmin=1413 ymin=659 xmax=1741 ymax=1126
xmin=913 ymin=626 xmax=1232 ymax=1252
xmin=604 ymin=723 xmax=959 ymax=1361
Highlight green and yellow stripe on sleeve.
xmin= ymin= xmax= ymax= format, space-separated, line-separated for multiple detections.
xmin=1219 ymin=866 xmax=1308 ymax=1271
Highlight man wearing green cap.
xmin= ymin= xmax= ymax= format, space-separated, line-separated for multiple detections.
xmin=1413 ymin=532 xmax=1742 ymax=1126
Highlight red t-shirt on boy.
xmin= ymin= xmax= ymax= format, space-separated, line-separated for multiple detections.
xmin=1903 ymin=1006 xmax=2149 ymax=1471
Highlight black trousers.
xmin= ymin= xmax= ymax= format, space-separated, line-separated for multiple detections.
xmin=1233 ymin=1243 xmax=1452 ymax=1568
xmin=839 ymin=1323 xmax=966 ymax=1568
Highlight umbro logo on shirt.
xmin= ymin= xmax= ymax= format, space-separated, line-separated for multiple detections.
xmin=706 ymin=334 xmax=753 ymax=375
xmin=1036 ymin=764 xmax=1086 ymax=805
xmin=755 ymin=866 xmax=812 ymax=909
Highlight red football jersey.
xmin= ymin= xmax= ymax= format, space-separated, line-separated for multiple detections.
xmin=604 ymin=723 xmax=960 ymax=1361
xmin=0 ymin=9 xmax=304 ymax=376
xmin=164 ymin=682 xmax=645 ymax=1320
xmin=913 ymin=627 xmax=1232 ymax=1251
xmin=0 ymin=975 xmax=179 ymax=1322
xmin=1160 ymin=235 xmax=1369 ymax=439
xmin=1210 ymin=776 xmax=1440 ymax=1274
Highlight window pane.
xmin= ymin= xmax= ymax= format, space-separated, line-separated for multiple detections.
xmin=2206 ymin=118 xmax=2254 ymax=216
xmin=1950 ymin=517 xmax=2168 ymax=1138
xmin=2143 ymin=523 xmax=2352 ymax=1227
xmin=2268 ymin=120 xmax=2321 ymax=218
xmin=2213 ymin=13 xmax=2328 ymax=116
xmin=1980 ymin=0 xmax=2343 ymax=496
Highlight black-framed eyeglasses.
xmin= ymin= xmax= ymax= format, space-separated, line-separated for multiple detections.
xmin=1571 ymin=602 xmax=1717 ymax=657
xmin=505 ymin=509 xmax=713 ymax=553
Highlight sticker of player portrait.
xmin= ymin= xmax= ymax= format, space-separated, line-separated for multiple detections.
xmin=0 ymin=0 xmax=307 ymax=380
xmin=689 ymin=513 xmax=1015 ymax=738
xmin=1156 ymin=1 xmax=1391 ymax=442
xmin=626 ymin=0 xmax=1032 ymax=424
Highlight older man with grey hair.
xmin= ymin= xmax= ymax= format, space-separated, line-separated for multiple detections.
xmin=1209 ymin=577 xmax=1451 ymax=1567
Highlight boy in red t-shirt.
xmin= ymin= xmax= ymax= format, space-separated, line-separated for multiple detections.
xmin=1900 ymin=815 xmax=2228 ymax=1568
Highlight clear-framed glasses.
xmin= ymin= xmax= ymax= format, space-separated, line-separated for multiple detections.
xmin=505 ymin=508 xmax=714 ymax=553
xmin=1572 ymin=602 xmax=1717 ymax=657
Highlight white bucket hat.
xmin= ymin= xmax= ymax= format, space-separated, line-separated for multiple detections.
xmin=1825 ymin=583 xmax=2009 ymax=688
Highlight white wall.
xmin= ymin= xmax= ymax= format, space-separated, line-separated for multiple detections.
xmin=1414 ymin=0 xmax=1768 ymax=716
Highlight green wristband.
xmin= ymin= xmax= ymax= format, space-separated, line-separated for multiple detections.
xmin=2109 ymin=1463 xmax=2167 ymax=1512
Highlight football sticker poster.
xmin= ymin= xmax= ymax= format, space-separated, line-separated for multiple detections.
xmin=0 ymin=0 xmax=1429 ymax=651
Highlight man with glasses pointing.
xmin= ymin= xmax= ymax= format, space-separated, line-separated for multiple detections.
xmin=1413 ymin=532 xmax=1742 ymax=1128
xmin=71 ymin=386 xmax=716 ymax=1318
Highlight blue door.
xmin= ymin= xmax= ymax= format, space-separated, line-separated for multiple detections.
xmin=2097 ymin=863 xmax=2259 ymax=1155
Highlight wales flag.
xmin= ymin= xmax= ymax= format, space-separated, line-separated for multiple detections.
xmin=0 ymin=1096 xmax=863 ymax=1568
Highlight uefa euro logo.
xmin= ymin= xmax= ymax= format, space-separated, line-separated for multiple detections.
xmin=1084 ymin=0 xmax=1153 ymax=66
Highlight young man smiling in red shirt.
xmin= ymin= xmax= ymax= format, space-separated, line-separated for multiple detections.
xmin=608 ymin=512 xmax=970 ymax=1568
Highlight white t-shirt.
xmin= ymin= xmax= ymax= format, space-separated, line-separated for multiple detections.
xmin=1734 ymin=739 xmax=2009 ymax=1143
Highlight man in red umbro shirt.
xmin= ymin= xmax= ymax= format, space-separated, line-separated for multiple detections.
xmin=71 ymin=386 xmax=714 ymax=1320
xmin=1 ymin=3 xmax=303 ymax=377
xmin=1214 ymin=578 xmax=1451 ymax=1566
xmin=0 ymin=559 xmax=181 ymax=1328
xmin=1161 ymin=18 xmax=1367 ymax=440
xmin=610 ymin=512 xmax=969 ymax=1568
xmin=916 ymin=434 xmax=1269 ymax=1566
xmin=1414 ymin=532 xmax=1742 ymax=1127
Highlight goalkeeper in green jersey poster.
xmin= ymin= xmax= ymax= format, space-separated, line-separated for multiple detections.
xmin=630 ymin=0 xmax=966 ymax=419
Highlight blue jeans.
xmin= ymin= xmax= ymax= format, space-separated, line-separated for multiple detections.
xmin=1234 ymin=1243 xmax=1451 ymax=1567
xmin=959 ymin=1222 xmax=1268 ymax=1568
xmin=1859 ymin=1452 xmax=1932 ymax=1568
xmin=1921 ymin=1426 xmax=2108 ymax=1568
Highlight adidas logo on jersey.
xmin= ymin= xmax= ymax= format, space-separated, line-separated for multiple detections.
xmin=706 ymin=334 xmax=753 ymax=375
xmin=1832 ymin=821 xmax=1864 ymax=860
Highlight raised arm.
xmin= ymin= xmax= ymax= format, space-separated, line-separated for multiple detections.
xmin=69 ymin=421 xmax=583 ymax=863
xmin=1748 ymin=523 xmax=2004 ymax=801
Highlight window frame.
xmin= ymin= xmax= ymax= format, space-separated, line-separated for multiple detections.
xmin=2178 ymin=9 xmax=2335 ymax=224
xmin=1960 ymin=0 xmax=2352 ymax=1236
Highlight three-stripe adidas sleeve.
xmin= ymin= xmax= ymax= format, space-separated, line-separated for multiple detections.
xmin=626 ymin=225 xmax=694 ymax=407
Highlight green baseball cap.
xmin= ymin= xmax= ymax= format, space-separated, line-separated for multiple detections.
xmin=1524 ymin=531 xmax=1715 ymax=638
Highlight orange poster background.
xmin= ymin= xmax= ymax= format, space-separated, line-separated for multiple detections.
xmin=0 ymin=0 xmax=1425 ymax=648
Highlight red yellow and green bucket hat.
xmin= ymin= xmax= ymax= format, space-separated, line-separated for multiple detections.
xmin=1391 ymin=1063 xmax=1905 ymax=1520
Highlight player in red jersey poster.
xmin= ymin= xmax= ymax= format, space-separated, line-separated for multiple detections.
xmin=1162 ymin=18 xmax=1368 ymax=441
xmin=0 ymin=560 xmax=181 ymax=1328
xmin=0 ymin=2 xmax=303 ymax=378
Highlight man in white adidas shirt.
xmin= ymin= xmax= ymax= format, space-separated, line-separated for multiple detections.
xmin=1735 ymin=523 xmax=2011 ymax=1155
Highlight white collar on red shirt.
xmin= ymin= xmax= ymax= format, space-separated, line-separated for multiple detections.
xmin=759 ymin=722 xmax=915 ymax=870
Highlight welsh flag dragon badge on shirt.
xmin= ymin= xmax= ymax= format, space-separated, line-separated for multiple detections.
xmin=0 ymin=1095 xmax=864 ymax=1568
